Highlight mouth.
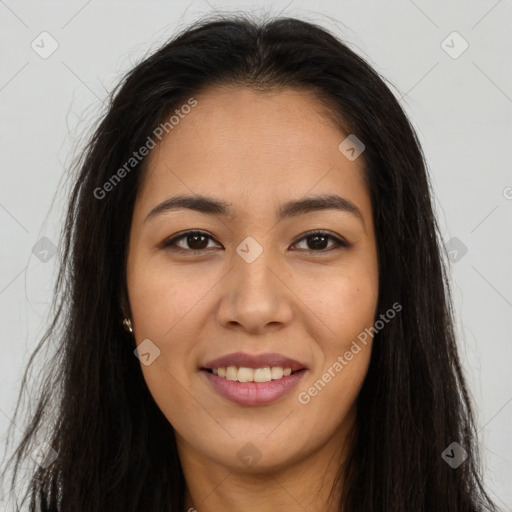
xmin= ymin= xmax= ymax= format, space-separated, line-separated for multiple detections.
xmin=199 ymin=351 xmax=308 ymax=406
xmin=200 ymin=366 xmax=308 ymax=406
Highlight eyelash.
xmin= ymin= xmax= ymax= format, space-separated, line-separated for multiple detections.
xmin=160 ymin=230 xmax=350 ymax=254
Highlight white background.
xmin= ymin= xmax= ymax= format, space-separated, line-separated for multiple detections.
xmin=1 ymin=0 xmax=511 ymax=510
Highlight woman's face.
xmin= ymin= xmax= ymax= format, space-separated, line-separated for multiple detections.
xmin=126 ymin=86 xmax=379 ymax=474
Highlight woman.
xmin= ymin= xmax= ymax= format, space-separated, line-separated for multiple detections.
xmin=1 ymin=12 xmax=498 ymax=512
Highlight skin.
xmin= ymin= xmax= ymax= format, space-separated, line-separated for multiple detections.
xmin=125 ymin=86 xmax=379 ymax=512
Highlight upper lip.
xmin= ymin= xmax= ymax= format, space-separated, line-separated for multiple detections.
xmin=202 ymin=352 xmax=308 ymax=371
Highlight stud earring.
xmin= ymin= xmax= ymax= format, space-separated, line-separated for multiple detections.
xmin=122 ymin=318 xmax=133 ymax=333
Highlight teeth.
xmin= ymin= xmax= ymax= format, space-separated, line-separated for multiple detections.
xmin=212 ymin=366 xmax=296 ymax=382
xmin=254 ymin=367 xmax=272 ymax=382
xmin=271 ymin=367 xmax=283 ymax=379
xmin=237 ymin=367 xmax=255 ymax=382
xmin=226 ymin=366 xmax=238 ymax=381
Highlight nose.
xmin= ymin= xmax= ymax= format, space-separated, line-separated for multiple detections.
xmin=215 ymin=247 xmax=294 ymax=334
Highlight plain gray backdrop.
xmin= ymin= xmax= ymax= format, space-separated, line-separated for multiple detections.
xmin=1 ymin=0 xmax=511 ymax=509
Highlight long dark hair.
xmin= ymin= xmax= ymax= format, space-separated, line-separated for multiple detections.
xmin=1 ymin=12 xmax=498 ymax=512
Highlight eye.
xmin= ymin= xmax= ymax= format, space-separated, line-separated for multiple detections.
xmin=160 ymin=231 xmax=221 ymax=253
xmin=291 ymin=230 xmax=350 ymax=252
xmin=160 ymin=230 xmax=350 ymax=254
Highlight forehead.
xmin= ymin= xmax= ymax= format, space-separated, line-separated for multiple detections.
xmin=135 ymin=86 xmax=371 ymax=222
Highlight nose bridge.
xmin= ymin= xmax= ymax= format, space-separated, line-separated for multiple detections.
xmin=216 ymin=233 xmax=293 ymax=331
xmin=233 ymin=233 xmax=280 ymax=298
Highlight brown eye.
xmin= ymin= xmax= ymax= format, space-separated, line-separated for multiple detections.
xmin=292 ymin=231 xmax=349 ymax=252
xmin=161 ymin=231 xmax=220 ymax=253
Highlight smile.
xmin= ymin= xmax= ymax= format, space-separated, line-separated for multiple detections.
xmin=206 ymin=366 xmax=299 ymax=382
xmin=200 ymin=351 xmax=308 ymax=406
xmin=201 ymin=367 xmax=307 ymax=406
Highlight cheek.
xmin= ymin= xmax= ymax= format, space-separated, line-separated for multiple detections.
xmin=140 ymin=362 xmax=205 ymax=435
xmin=305 ymin=264 xmax=379 ymax=346
xmin=336 ymin=281 xmax=378 ymax=344
xmin=299 ymin=263 xmax=378 ymax=392
xmin=130 ymin=268 xmax=207 ymax=427
xmin=295 ymin=273 xmax=377 ymax=430
xmin=127 ymin=264 xmax=208 ymax=412
xmin=131 ymin=284 xmax=204 ymax=385
xmin=128 ymin=261 xmax=218 ymax=339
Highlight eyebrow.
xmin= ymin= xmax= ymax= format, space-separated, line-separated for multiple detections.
xmin=145 ymin=193 xmax=366 ymax=229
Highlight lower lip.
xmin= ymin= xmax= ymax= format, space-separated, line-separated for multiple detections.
xmin=201 ymin=369 xmax=307 ymax=406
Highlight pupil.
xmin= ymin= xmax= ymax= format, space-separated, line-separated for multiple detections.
xmin=309 ymin=235 xmax=327 ymax=250
xmin=189 ymin=234 xmax=208 ymax=250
